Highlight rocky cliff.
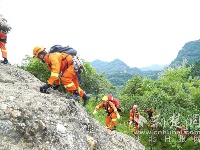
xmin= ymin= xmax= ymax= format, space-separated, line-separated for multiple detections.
xmin=0 ymin=63 xmax=145 ymax=150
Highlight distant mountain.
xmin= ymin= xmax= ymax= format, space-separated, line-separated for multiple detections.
xmin=140 ymin=64 xmax=169 ymax=71
xmin=89 ymin=59 xmax=161 ymax=87
xmin=89 ymin=38 xmax=200 ymax=87
xmin=170 ymin=39 xmax=200 ymax=67
xmin=90 ymin=58 xmax=141 ymax=74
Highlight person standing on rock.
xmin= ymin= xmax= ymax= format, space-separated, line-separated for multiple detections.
xmin=0 ymin=31 xmax=8 ymax=64
xmin=93 ymin=95 xmax=120 ymax=131
xmin=32 ymin=45 xmax=90 ymax=106
xmin=0 ymin=15 xmax=11 ymax=64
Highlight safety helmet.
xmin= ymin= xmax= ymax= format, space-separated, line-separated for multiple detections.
xmin=147 ymin=108 xmax=151 ymax=112
xmin=102 ymin=96 xmax=108 ymax=101
xmin=33 ymin=46 xmax=45 ymax=58
xmin=133 ymin=105 xmax=138 ymax=110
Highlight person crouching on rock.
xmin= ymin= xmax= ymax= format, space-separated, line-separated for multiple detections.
xmin=32 ymin=46 xmax=90 ymax=106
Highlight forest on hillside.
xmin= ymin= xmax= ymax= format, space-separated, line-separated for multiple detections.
xmin=170 ymin=39 xmax=200 ymax=67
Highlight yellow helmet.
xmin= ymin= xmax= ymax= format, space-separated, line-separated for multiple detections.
xmin=102 ymin=96 xmax=108 ymax=101
xmin=33 ymin=46 xmax=45 ymax=58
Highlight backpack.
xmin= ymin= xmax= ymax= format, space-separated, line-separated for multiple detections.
xmin=0 ymin=14 xmax=12 ymax=33
xmin=107 ymin=94 xmax=121 ymax=112
xmin=49 ymin=45 xmax=83 ymax=73
xmin=49 ymin=45 xmax=77 ymax=56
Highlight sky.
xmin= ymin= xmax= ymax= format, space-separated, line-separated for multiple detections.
xmin=1 ymin=0 xmax=200 ymax=68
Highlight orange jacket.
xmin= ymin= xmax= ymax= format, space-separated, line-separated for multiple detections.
xmin=0 ymin=31 xmax=7 ymax=40
xmin=95 ymin=101 xmax=118 ymax=114
xmin=0 ymin=32 xmax=7 ymax=58
xmin=130 ymin=109 xmax=140 ymax=123
xmin=44 ymin=52 xmax=74 ymax=85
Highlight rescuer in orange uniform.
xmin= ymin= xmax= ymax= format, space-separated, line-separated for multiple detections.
xmin=32 ymin=46 xmax=89 ymax=106
xmin=93 ymin=96 xmax=120 ymax=130
xmin=129 ymin=105 xmax=140 ymax=137
xmin=146 ymin=108 xmax=154 ymax=130
xmin=0 ymin=31 xmax=8 ymax=64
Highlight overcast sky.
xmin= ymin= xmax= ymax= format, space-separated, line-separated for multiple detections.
xmin=1 ymin=0 xmax=200 ymax=68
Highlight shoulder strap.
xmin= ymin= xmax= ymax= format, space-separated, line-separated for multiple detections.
xmin=0 ymin=38 xmax=7 ymax=43
xmin=132 ymin=108 xmax=134 ymax=116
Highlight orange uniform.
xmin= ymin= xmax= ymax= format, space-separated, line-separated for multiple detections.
xmin=177 ymin=125 xmax=188 ymax=136
xmin=94 ymin=101 xmax=119 ymax=130
xmin=44 ymin=52 xmax=85 ymax=97
xmin=33 ymin=45 xmax=90 ymax=106
xmin=129 ymin=107 xmax=140 ymax=136
xmin=0 ymin=31 xmax=7 ymax=59
xmin=147 ymin=108 xmax=153 ymax=130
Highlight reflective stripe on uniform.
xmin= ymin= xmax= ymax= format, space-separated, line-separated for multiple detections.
xmin=64 ymin=82 xmax=75 ymax=88
xmin=51 ymin=72 xmax=59 ymax=77
xmin=1 ymin=49 xmax=7 ymax=52
xmin=78 ymin=87 xmax=81 ymax=92
xmin=112 ymin=119 xmax=117 ymax=121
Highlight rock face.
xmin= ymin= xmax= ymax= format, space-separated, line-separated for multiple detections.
xmin=0 ymin=64 xmax=145 ymax=150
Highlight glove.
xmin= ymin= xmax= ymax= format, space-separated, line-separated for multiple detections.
xmin=52 ymin=84 xmax=60 ymax=90
xmin=40 ymin=84 xmax=51 ymax=93
xmin=117 ymin=113 xmax=120 ymax=119
xmin=93 ymin=110 xmax=97 ymax=115
xmin=117 ymin=108 xmax=122 ymax=112
xmin=129 ymin=121 xmax=133 ymax=125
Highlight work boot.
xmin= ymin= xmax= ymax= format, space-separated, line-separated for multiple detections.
xmin=72 ymin=90 xmax=80 ymax=101
xmin=82 ymin=93 xmax=90 ymax=106
xmin=1 ymin=58 xmax=8 ymax=64
xmin=133 ymin=132 xmax=139 ymax=138
xmin=112 ymin=126 xmax=117 ymax=131
xmin=66 ymin=95 xmax=73 ymax=99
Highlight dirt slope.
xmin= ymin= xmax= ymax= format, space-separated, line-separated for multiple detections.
xmin=0 ymin=63 xmax=145 ymax=150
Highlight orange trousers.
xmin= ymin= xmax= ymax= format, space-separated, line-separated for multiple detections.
xmin=0 ymin=32 xmax=7 ymax=59
xmin=106 ymin=112 xmax=117 ymax=130
xmin=133 ymin=122 xmax=139 ymax=133
xmin=129 ymin=122 xmax=139 ymax=137
xmin=62 ymin=65 xmax=84 ymax=97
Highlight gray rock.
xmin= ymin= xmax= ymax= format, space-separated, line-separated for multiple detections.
xmin=0 ymin=64 xmax=145 ymax=150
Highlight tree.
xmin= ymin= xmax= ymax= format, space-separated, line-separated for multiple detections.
xmin=118 ymin=65 xmax=200 ymax=149
xmin=19 ymin=55 xmax=50 ymax=82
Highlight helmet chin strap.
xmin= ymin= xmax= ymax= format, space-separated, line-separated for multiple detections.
xmin=41 ymin=54 xmax=46 ymax=63
xmin=39 ymin=51 xmax=47 ymax=63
